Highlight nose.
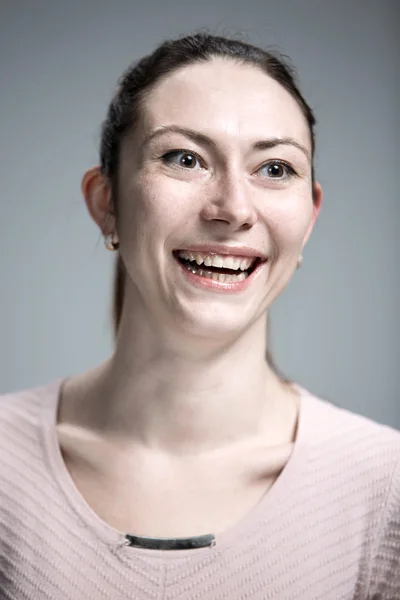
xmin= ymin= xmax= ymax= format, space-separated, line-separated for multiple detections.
xmin=200 ymin=170 xmax=258 ymax=230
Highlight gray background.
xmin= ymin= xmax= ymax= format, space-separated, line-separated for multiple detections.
xmin=1 ymin=0 xmax=399 ymax=429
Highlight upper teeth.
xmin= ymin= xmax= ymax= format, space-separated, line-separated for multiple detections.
xmin=177 ymin=251 xmax=255 ymax=271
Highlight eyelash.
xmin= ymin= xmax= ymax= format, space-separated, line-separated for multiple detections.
xmin=161 ymin=149 xmax=204 ymax=169
xmin=255 ymin=159 xmax=297 ymax=180
xmin=161 ymin=149 xmax=297 ymax=179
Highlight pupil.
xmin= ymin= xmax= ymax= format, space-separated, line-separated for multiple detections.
xmin=269 ymin=164 xmax=283 ymax=177
xmin=181 ymin=154 xmax=196 ymax=168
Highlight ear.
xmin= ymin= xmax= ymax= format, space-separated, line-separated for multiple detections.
xmin=302 ymin=181 xmax=323 ymax=247
xmin=81 ymin=166 xmax=116 ymax=237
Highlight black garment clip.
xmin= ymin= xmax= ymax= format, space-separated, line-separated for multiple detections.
xmin=124 ymin=533 xmax=216 ymax=550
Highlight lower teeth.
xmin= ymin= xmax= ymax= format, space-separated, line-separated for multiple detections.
xmin=183 ymin=262 xmax=248 ymax=282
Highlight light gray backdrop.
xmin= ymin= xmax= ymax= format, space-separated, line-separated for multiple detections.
xmin=1 ymin=0 xmax=399 ymax=428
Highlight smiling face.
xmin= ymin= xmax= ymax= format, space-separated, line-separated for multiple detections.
xmin=112 ymin=58 xmax=321 ymax=337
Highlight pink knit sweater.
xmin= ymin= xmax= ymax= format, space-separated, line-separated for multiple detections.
xmin=1 ymin=379 xmax=399 ymax=599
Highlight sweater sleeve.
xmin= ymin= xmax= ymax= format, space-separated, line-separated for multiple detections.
xmin=368 ymin=451 xmax=400 ymax=599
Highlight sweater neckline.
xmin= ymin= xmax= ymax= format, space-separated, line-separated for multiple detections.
xmin=40 ymin=378 xmax=311 ymax=562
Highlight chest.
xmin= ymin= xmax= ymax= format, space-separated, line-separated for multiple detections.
xmin=59 ymin=436 xmax=284 ymax=538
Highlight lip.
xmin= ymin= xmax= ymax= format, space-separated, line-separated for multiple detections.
xmin=173 ymin=244 xmax=267 ymax=260
xmin=173 ymin=252 xmax=267 ymax=293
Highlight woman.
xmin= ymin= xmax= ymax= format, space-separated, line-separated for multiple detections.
xmin=1 ymin=33 xmax=399 ymax=599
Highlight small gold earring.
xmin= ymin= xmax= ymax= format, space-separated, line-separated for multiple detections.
xmin=104 ymin=233 xmax=119 ymax=251
xmin=296 ymin=255 xmax=303 ymax=269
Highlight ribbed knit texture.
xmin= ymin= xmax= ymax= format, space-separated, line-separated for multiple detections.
xmin=1 ymin=379 xmax=399 ymax=599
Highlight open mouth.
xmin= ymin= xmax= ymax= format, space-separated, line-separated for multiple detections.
xmin=172 ymin=251 xmax=264 ymax=279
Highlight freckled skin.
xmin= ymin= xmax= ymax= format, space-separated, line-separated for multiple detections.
xmin=115 ymin=58 xmax=319 ymax=340
xmin=77 ymin=57 xmax=322 ymax=458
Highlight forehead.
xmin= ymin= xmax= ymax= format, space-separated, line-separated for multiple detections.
xmin=139 ymin=58 xmax=310 ymax=148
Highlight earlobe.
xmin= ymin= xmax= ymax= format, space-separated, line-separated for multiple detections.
xmin=302 ymin=181 xmax=323 ymax=247
xmin=81 ymin=166 xmax=115 ymax=234
xmin=312 ymin=181 xmax=323 ymax=214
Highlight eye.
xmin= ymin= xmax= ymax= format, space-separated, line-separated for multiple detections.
xmin=256 ymin=160 xmax=296 ymax=180
xmin=162 ymin=150 xmax=203 ymax=170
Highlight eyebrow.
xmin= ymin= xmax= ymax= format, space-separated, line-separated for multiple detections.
xmin=142 ymin=125 xmax=311 ymax=162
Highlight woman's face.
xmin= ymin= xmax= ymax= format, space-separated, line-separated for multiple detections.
xmin=115 ymin=58 xmax=321 ymax=337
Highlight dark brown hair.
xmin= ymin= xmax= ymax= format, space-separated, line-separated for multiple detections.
xmin=99 ymin=32 xmax=317 ymax=383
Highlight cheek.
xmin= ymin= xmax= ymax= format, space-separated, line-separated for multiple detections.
xmin=117 ymin=174 xmax=195 ymax=251
xmin=118 ymin=166 xmax=313 ymax=258
xmin=264 ymin=192 xmax=313 ymax=255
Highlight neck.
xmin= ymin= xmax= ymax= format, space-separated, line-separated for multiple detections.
xmin=62 ymin=300 xmax=297 ymax=458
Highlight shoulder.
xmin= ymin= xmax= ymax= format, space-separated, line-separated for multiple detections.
xmin=367 ymin=439 xmax=400 ymax=596
xmin=0 ymin=379 xmax=64 ymax=536
xmin=299 ymin=385 xmax=400 ymax=463
xmin=0 ymin=379 xmax=61 ymax=430
xmin=297 ymin=386 xmax=400 ymax=595
xmin=298 ymin=384 xmax=400 ymax=523
xmin=0 ymin=379 xmax=62 ymax=475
